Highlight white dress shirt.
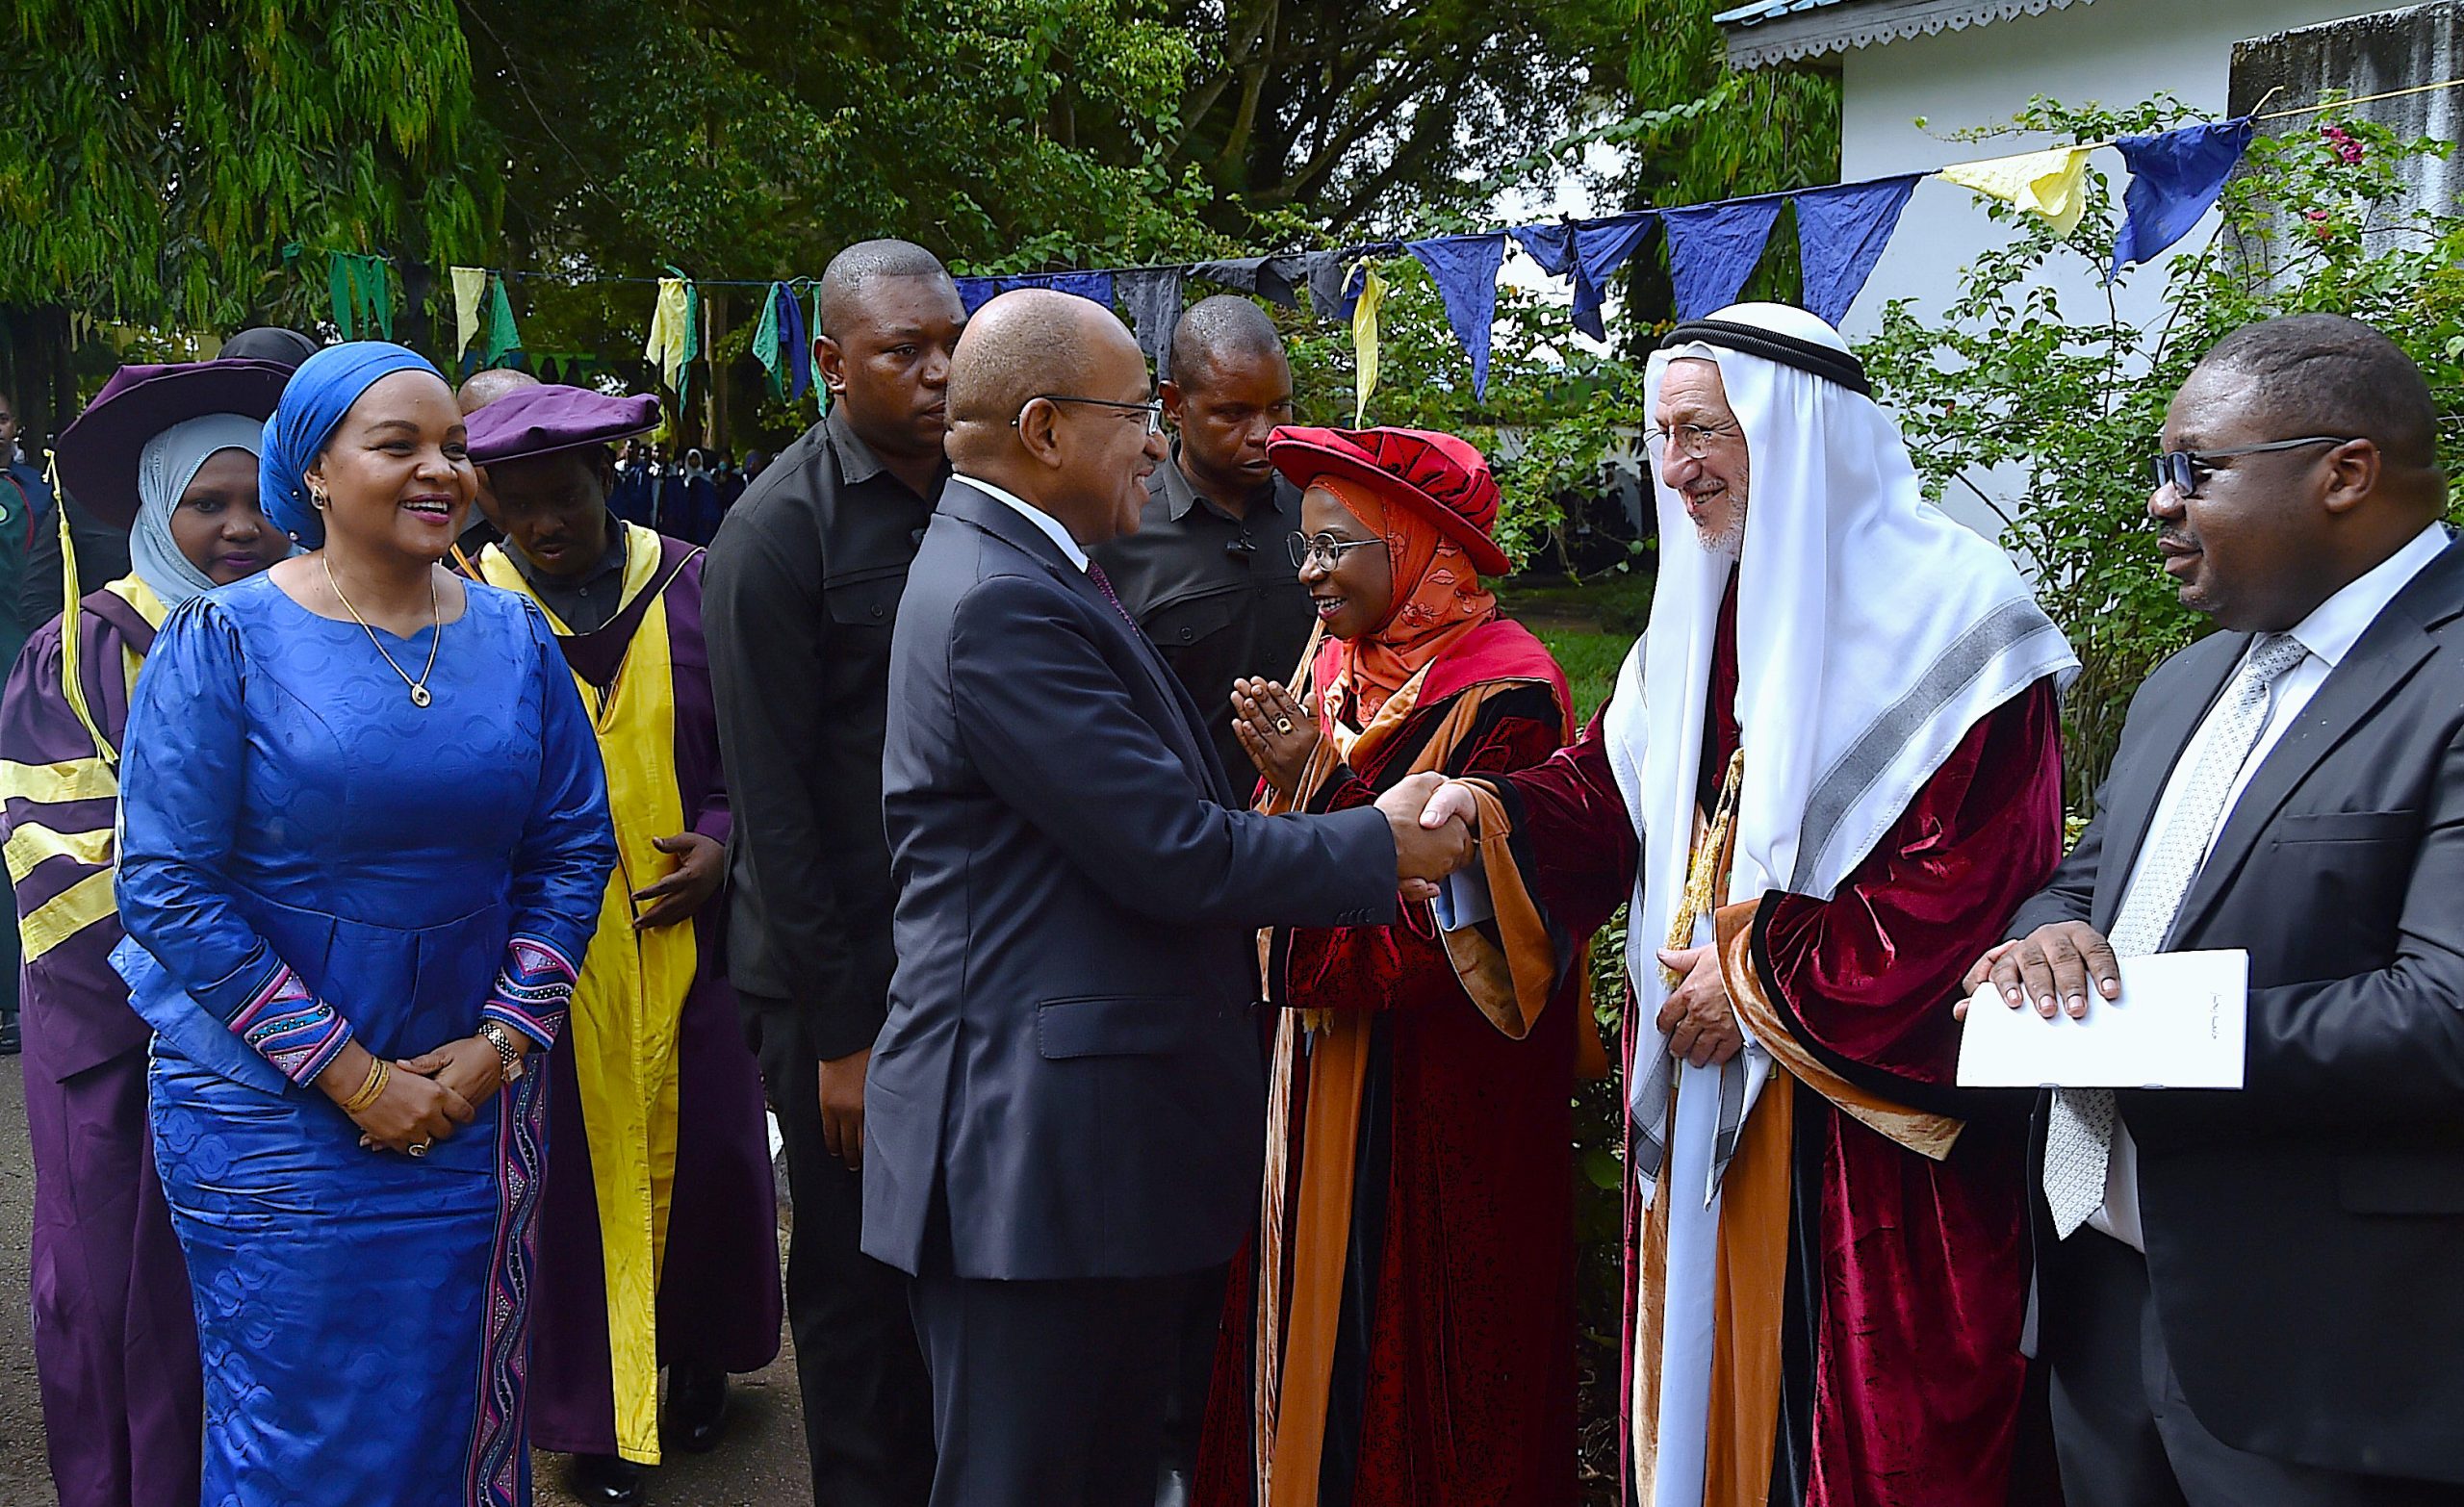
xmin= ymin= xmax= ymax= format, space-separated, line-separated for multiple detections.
xmin=959 ymin=472 xmax=1089 ymax=572
xmin=2092 ymin=522 xmax=2451 ymax=1248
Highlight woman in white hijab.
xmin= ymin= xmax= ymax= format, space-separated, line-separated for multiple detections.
xmin=0 ymin=358 xmax=292 ymax=1507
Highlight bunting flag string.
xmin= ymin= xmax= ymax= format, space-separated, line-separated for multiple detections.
xmin=327 ymin=108 xmax=2297 ymax=419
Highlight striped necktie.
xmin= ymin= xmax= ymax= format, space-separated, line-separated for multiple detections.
xmin=2041 ymin=631 xmax=2309 ymax=1238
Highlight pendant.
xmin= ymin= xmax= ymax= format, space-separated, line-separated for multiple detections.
xmin=409 ymin=685 xmax=432 ymax=708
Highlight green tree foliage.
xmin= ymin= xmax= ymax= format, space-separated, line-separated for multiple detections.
xmin=461 ymin=0 xmax=1224 ymax=280
xmin=1860 ymin=97 xmax=2464 ymax=806
xmin=0 ymin=0 xmax=496 ymax=327
xmin=1610 ymin=2 xmax=1840 ymax=335
xmin=1158 ymin=0 xmax=1630 ymax=234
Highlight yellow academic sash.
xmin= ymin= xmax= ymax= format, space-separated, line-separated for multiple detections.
xmin=480 ymin=534 xmax=698 ymax=1466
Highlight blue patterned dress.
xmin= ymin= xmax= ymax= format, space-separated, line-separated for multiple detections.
xmin=112 ymin=571 xmax=614 ymax=1507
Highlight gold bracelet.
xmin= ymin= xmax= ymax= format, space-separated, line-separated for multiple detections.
xmin=339 ymin=1058 xmax=390 ymax=1116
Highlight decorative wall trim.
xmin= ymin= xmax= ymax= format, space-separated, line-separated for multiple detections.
xmin=1719 ymin=0 xmax=2099 ymax=70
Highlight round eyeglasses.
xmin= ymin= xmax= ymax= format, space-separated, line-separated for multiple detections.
xmin=1288 ymin=531 xmax=1388 ymax=572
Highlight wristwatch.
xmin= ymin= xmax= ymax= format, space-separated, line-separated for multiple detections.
xmin=478 ymin=1020 xmax=527 ymax=1083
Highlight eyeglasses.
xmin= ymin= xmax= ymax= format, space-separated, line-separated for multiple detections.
xmin=2153 ymin=435 xmax=2359 ymax=499
xmin=1014 ymin=395 xmax=1165 ymax=435
xmin=1288 ymin=531 xmax=1388 ymax=572
xmin=1644 ymin=422 xmax=1739 ymax=462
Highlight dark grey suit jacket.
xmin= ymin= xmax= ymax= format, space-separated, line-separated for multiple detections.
xmin=864 ymin=478 xmax=1396 ymax=1282
xmin=2009 ymin=536 xmax=2464 ymax=1484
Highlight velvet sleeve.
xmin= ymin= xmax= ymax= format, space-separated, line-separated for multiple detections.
xmin=115 ymin=600 xmax=356 ymax=1086
xmin=1752 ymin=680 xmax=2066 ymax=1102
xmin=1282 ymin=688 xmax=1565 ymax=1014
xmin=480 ymin=600 xmax=618 ymax=1048
xmin=1484 ymin=699 xmax=1638 ymax=942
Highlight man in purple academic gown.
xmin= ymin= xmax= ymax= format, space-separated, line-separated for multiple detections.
xmin=4 ymin=356 xmax=295 ymax=1506
xmin=465 ymin=384 xmax=783 ymax=1506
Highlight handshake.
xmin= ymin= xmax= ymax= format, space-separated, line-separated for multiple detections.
xmin=1372 ymin=772 xmax=1484 ymax=901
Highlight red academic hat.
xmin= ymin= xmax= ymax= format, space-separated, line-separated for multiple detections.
xmin=1266 ymin=423 xmax=1511 ymax=575
xmin=466 ymin=384 xmax=661 ymax=466
xmin=54 ymin=360 xmax=294 ymax=529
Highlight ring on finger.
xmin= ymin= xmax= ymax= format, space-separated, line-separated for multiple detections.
xmin=407 ymin=1140 xmax=431 ymax=1159
xmin=1274 ymin=717 xmax=1295 ymax=734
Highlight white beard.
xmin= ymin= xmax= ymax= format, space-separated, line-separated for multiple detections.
xmin=1694 ymin=501 xmax=1745 ymax=563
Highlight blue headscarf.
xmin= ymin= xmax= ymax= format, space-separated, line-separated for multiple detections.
xmin=258 ymin=341 xmax=442 ymax=549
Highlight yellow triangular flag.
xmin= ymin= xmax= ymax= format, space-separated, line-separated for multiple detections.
xmin=1939 ymin=144 xmax=2092 ymax=238
xmin=645 ymin=277 xmax=693 ymax=396
xmin=1350 ymin=262 xmax=1388 ymax=427
xmin=450 ymin=267 xmax=487 ymax=357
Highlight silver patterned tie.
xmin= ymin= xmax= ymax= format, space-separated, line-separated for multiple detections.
xmin=2041 ymin=631 xmax=2309 ymax=1239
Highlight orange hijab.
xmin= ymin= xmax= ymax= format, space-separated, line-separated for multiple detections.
xmin=1310 ymin=473 xmax=1499 ymax=725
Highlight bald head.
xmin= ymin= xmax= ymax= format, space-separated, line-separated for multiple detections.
xmin=949 ymin=290 xmax=1163 ymax=544
xmin=458 ymin=367 xmax=541 ymax=416
xmin=947 ymin=291 xmax=1127 ymax=434
xmin=1168 ymin=296 xmax=1284 ymax=392
xmin=819 ymin=240 xmax=955 ymax=339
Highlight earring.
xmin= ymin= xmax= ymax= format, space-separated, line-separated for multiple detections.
xmin=309 ymin=486 xmax=329 ymax=510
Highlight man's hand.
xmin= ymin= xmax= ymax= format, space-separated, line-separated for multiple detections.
xmin=1418 ymin=779 xmax=1482 ymax=837
xmin=632 ymin=831 xmax=726 ymax=932
xmin=1376 ymin=772 xmax=1474 ymax=901
xmin=1957 ymin=924 xmax=2120 ymax=1021
xmin=818 ymin=1048 xmax=870 ymax=1171
xmin=1656 ymin=943 xmax=1743 ymax=1068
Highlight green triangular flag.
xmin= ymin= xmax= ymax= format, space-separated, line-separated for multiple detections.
xmin=753 ymin=282 xmax=787 ymax=398
xmin=480 ymin=275 xmax=521 ymax=367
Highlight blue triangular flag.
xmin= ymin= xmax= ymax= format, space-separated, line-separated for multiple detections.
xmin=781 ymin=282 xmax=812 ymax=401
xmin=1516 ymin=216 xmax=1656 ymax=341
xmin=1571 ymin=214 xmax=1656 ymax=340
xmin=953 ymin=270 xmax=1118 ymax=316
xmin=1662 ymin=198 xmax=1784 ymax=320
xmin=2109 ymin=118 xmax=2256 ymax=283
xmin=1794 ymin=175 xmax=1920 ymax=326
xmin=1406 ymin=234 xmax=1508 ymax=399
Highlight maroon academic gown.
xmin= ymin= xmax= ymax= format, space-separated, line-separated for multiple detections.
xmin=3 ymin=586 xmax=203 ymax=1507
xmin=1197 ymin=621 xmax=1586 ymax=1507
xmin=523 ymin=537 xmax=784 ymax=1456
xmin=1494 ymin=583 xmax=2066 ymax=1507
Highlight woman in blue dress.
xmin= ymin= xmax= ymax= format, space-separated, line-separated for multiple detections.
xmin=113 ymin=342 xmax=616 ymax=1506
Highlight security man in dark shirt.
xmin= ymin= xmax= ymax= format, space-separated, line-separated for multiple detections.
xmin=703 ymin=240 xmax=958 ymax=1507
xmin=1093 ymin=295 xmax=1316 ymax=787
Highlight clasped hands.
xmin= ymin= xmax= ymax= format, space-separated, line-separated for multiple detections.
xmin=319 ymin=1031 xmax=524 ymax=1157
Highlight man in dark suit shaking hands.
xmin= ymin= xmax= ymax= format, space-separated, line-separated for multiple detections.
xmin=1967 ymin=314 xmax=2463 ymax=1505
xmin=867 ymin=289 xmax=1473 ymax=1507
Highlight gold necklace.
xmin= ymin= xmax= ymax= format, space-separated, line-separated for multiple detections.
xmin=322 ymin=555 xmax=443 ymax=707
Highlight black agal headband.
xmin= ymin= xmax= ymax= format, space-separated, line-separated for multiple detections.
xmin=1657 ymin=319 xmax=1872 ymax=397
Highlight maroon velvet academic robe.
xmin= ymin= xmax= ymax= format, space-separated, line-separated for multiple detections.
xmin=1197 ymin=620 xmax=1586 ymax=1507
xmin=1492 ymin=586 xmax=2066 ymax=1507
xmin=507 ymin=535 xmax=784 ymax=1459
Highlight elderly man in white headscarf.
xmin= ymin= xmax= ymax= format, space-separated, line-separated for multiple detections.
xmin=1419 ymin=303 xmax=2076 ymax=1507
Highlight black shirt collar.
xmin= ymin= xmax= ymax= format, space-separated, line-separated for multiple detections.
xmin=1159 ymin=444 xmax=1290 ymax=524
